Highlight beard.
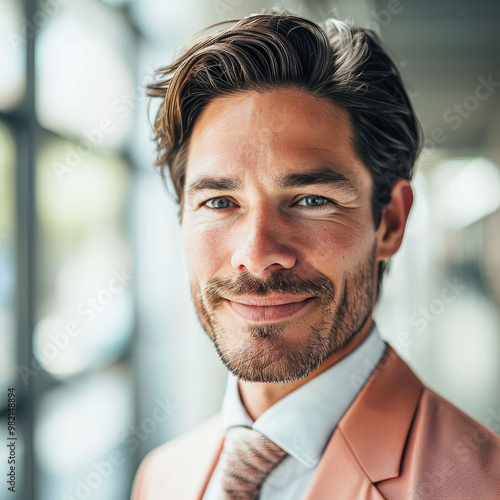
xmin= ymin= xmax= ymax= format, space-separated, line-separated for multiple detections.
xmin=191 ymin=246 xmax=376 ymax=383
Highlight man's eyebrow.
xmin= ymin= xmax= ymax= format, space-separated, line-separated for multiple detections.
xmin=185 ymin=168 xmax=358 ymax=196
xmin=186 ymin=176 xmax=243 ymax=195
xmin=276 ymin=168 xmax=359 ymax=195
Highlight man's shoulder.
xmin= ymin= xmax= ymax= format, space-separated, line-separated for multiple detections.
xmin=130 ymin=413 xmax=223 ymax=500
xmin=393 ymin=378 xmax=500 ymax=497
xmin=390 ymin=352 xmax=500 ymax=469
xmin=382 ymin=348 xmax=500 ymax=452
xmin=417 ymin=384 xmax=500 ymax=454
xmin=366 ymin=352 xmax=500 ymax=498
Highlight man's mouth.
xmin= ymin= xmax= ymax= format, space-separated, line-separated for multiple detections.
xmin=225 ymin=294 xmax=315 ymax=322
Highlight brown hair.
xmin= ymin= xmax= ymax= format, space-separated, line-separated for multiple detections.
xmin=147 ymin=11 xmax=423 ymax=293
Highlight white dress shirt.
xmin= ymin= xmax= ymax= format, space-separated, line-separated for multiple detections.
xmin=202 ymin=325 xmax=387 ymax=500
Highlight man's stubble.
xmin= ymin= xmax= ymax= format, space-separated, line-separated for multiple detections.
xmin=191 ymin=245 xmax=376 ymax=383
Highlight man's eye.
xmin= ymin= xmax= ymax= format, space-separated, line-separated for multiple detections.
xmin=204 ymin=197 xmax=236 ymax=209
xmin=295 ymin=195 xmax=332 ymax=208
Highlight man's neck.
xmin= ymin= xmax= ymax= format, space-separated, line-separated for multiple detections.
xmin=237 ymin=318 xmax=374 ymax=421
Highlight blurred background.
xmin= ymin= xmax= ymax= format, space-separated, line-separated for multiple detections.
xmin=1 ymin=0 xmax=499 ymax=498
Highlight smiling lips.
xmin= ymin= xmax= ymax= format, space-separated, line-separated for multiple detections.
xmin=226 ymin=294 xmax=314 ymax=322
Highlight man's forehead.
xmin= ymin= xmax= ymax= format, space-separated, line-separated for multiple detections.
xmin=184 ymin=88 xmax=370 ymax=195
xmin=187 ymin=89 xmax=354 ymax=152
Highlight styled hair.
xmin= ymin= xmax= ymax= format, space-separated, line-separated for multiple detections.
xmin=147 ymin=11 xmax=423 ymax=294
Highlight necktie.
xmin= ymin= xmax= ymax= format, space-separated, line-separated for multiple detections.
xmin=218 ymin=426 xmax=287 ymax=499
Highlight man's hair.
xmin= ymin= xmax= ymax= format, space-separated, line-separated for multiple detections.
xmin=147 ymin=11 xmax=423 ymax=294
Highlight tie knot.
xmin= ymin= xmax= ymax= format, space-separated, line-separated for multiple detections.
xmin=219 ymin=426 xmax=287 ymax=499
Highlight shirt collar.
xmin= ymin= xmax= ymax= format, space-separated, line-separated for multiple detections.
xmin=220 ymin=324 xmax=387 ymax=468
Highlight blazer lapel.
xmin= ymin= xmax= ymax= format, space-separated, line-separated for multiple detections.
xmin=304 ymin=428 xmax=386 ymax=500
xmin=304 ymin=346 xmax=423 ymax=499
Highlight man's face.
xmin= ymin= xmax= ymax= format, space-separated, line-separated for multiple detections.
xmin=181 ymin=89 xmax=381 ymax=383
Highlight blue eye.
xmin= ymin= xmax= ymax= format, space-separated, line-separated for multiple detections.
xmin=296 ymin=195 xmax=331 ymax=207
xmin=205 ymin=197 xmax=235 ymax=209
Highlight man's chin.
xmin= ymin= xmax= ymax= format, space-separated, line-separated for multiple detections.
xmin=213 ymin=330 xmax=330 ymax=383
xmin=223 ymin=355 xmax=320 ymax=384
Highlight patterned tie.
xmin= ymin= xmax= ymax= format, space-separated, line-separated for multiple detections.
xmin=219 ymin=426 xmax=288 ymax=499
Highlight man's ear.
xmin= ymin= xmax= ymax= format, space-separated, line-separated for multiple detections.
xmin=375 ymin=179 xmax=413 ymax=261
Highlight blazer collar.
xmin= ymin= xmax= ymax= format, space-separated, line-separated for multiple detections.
xmin=336 ymin=345 xmax=423 ymax=482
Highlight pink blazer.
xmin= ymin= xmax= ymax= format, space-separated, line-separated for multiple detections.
xmin=130 ymin=347 xmax=500 ymax=499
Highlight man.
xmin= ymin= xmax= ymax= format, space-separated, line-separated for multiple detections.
xmin=131 ymin=12 xmax=500 ymax=500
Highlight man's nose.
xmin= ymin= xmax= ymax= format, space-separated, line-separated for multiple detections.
xmin=230 ymin=208 xmax=297 ymax=275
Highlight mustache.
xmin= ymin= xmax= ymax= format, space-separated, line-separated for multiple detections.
xmin=204 ymin=270 xmax=335 ymax=305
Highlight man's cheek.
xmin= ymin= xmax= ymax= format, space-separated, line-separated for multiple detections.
xmin=191 ymin=231 xmax=233 ymax=269
xmin=184 ymin=232 xmax=211 ymax=265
